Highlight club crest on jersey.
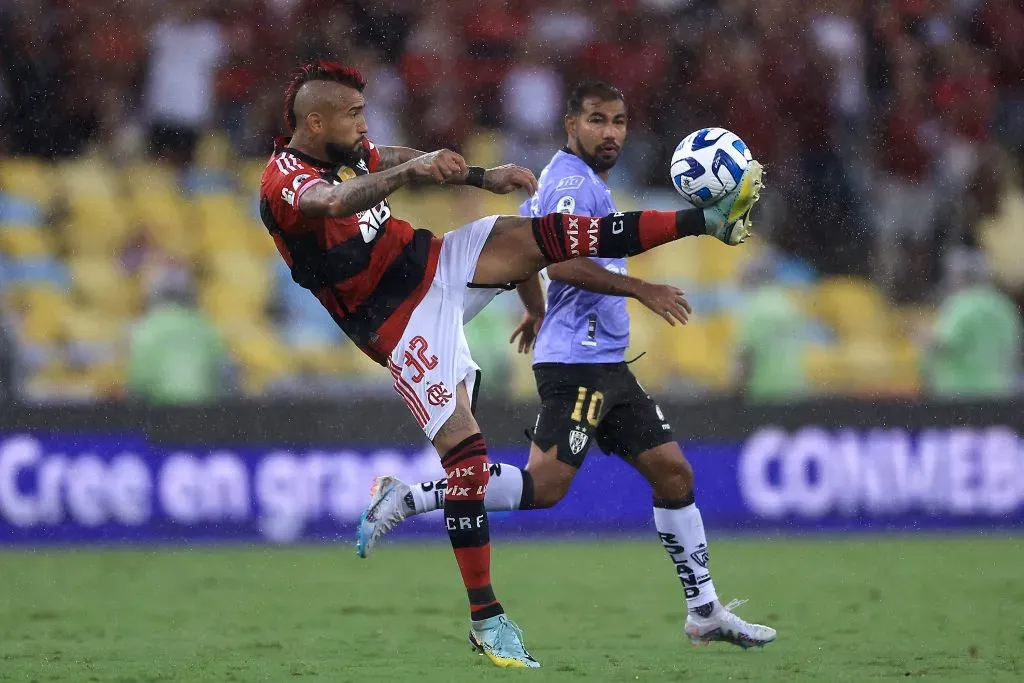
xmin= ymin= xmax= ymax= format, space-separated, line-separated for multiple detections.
xmin=426 ymin=381 xmax=452 ymax=407
xmin=557 ymin=195 xmax=576 ymax=214
xmin=568 ymin=429 xmax=589 ymax=455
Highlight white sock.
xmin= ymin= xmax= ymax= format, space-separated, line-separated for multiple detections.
xmin=654 ymin=502 xmax=719 ymax=613
xmin=408 ymin=464 xmax=526 ymax=515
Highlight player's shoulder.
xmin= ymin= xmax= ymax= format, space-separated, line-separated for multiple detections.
xmin=539 ymin=152 xmax=595 ymax=213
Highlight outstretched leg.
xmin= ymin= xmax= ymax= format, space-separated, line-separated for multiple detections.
xmin=472 ymin=161 xmax=762 ymax=286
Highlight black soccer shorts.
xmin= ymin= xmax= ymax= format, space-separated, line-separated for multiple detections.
xmin=530 ymin=362 xmax=674 ymax=468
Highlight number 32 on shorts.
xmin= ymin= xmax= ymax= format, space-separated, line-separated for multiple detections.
xmin=571 ymin=387 xmax=604 ymax=427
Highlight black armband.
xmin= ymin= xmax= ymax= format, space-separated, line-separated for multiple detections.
xmin=466 ymin=166 xmax=486 ymax=188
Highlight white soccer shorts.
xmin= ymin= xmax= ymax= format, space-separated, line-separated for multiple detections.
xmin=388 ymin=215 xmax=503 ymax=440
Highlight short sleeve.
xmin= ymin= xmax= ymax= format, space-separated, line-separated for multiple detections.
xmin=261 ymin=153 xmax=327 ymax=233
xmin=539 ymin=173 xmax=596 ymax=217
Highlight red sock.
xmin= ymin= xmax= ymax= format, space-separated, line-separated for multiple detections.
xmin=531 ymin=209 xmax=703 ymax=262
xmin=441 ymin=433 xmax=503 ymax=621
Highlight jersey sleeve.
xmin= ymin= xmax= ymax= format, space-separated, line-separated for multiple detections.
xmin=539 ymin=173 xmax=597 ymax=217
xmin=261 ymin=154 xmax=328 ymax=234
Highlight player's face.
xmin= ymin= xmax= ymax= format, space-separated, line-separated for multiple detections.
xmin=321 ymin=86 xmax=369 ymax=167
xmin=568 ymin=97 xmax=627 ymax=173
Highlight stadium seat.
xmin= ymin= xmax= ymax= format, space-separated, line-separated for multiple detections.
xmin=0 ymin=223 xmax=56 ymax=259
xmin=811 ymin=277 xmax=889 ymax=338
xmin=195 ymin=131 xmax=234 ymax=171
xmin=238 ymin=159 xmax=267 ymax=197
xmin=0 ymin=192 xmax=44 ymax=224
xmin=58 ymin=158 xmax=119 ymax=200
xmin=0 ymin=158 xmax=55 ymax=206
xmin=223 ymin=322 xmax=295 ymax=394
xmin=69 ymin=258 xmax=138 ymax=315
xmin=463 ymin=131 xmax=504 ymax=170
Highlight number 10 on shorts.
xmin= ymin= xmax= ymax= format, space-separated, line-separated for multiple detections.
xmin=571 ymin=387 xmax=604 ymax=427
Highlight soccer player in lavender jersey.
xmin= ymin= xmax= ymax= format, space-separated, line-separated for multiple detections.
xmin=357 ymin=82 xmax=776 ymax=650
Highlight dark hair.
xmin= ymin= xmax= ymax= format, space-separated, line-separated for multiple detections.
xmin=566 ymin=80 xmax=625 ymax=116
xmin=283 ymin=60 xmax=366 ymax=132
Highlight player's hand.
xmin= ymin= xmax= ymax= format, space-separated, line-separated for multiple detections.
xmin=635 ymin=282 xmax=692 ymax=326
xmin=509 ymin=312 xmax=543 ymax=354
xmin=483 ymin=164 xmax=538 ymax=196
xmin=407 ymin=149 xmax=468 ymax=184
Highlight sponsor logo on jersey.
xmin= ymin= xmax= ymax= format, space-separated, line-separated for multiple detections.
xmin=291 ymin=174 xmax=311 ymax=190
xmin=555 ymin=175 xmax=585 ymax=191
xmin=281 ymin=188 xmax=296 ymax=206
xmin=356 ymin=201 xmax=392 ymax=243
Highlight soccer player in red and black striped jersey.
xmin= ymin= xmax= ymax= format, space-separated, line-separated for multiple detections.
xmin=260 ymin=60 xmax=763 ymax=669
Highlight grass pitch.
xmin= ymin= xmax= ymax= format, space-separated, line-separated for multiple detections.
xmin=1 ymin=536 xmax=1021 ymax=682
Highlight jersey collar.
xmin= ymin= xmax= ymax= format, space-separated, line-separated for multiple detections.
xmin=274 ymin=137 xmax=335 ymax=169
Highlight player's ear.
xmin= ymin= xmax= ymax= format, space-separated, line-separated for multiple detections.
xmin=307 ymin=111 xmax=323 ymax=133
xmin=564 ymin=114 xmax=576 ymax=137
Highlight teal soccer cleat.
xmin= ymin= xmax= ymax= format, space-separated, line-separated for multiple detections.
xmin=702 ymin=160 xmax=764 ymax=245
xmin=355 ymin=475 xmax=411 ymax=559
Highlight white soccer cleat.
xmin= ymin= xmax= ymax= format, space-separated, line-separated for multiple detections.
xmin=685 ymin=599 xmax=777 ymax=649
xmin=355 ymin=475 xmax=412 ymax=558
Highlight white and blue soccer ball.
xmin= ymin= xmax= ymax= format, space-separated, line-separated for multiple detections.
xmin=670 ymin=128 xmax=754 ymax=208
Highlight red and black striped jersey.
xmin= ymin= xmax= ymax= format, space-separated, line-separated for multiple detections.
xmin=259 ymin=138 xmax=440 ymax=365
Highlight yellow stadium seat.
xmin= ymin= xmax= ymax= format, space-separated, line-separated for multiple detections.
xmin=0 ymin=224 xmax=56 ymax=259
xmin=0 ymin=158 xmax=55 ymax=206
xmin=121 ymin=161 xmax=179 ymax=197
xmin=69 ymin=259 xmax=138 ymax=315
xmin=223 ymin=323 xmax=294 ymax=394
xmin=200 ymin=280 xmax=266 ymax=327
xmin=238 ymin=159 xmax=267 ymax=196
xmin=206 ymin=252 xmax=272 ymax=301
xmin=811 ymin=277 xmax=889 ymax=338
xmin=68 ymin=194 xmax=132 ymax=236
xmin=463 ymin=131 xmax=504 ymax=170
xmin=195 ymin=131 xmax=234 ymax=171
xmin=58 ymin=158 xmax=119 ymax=199
xmin=65 ymin=305 xmax=129 ymax=340
xmin=130 ymin=190 xmax=189 ymax=231
xmin=18 ymin=288 xmax=73 ymax=344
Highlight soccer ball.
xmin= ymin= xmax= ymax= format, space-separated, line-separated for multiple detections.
xmin=670 ymin=128 xmax=753 ymax=208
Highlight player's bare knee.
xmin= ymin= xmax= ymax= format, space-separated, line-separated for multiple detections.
xmin=474 ymin=216 xmax=546 ymax=284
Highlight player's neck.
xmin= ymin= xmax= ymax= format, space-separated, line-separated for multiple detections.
xmin=285 ymin=131 xmax=330 ymax=165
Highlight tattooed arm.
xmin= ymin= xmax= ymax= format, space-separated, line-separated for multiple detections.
xmin=376 ymin=146 xmax=426 ymax=170
xmin=299 ymin=149 xmax=470 ymax=217
xmin=376 ymin=146 xmax=537 ymax=194
xmin=298 ymin=165 xmax=414 ymax=217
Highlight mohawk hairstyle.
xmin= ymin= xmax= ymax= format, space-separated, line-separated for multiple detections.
xmin=283 ymin=60 xmax=366 ymax=132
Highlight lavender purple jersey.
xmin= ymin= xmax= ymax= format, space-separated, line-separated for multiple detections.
xmin=519 ymin=149 xmax=629 ymax=365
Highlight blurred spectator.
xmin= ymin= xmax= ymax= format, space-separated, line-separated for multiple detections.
xmin=924 ymin=248 xmax=1023 ymax=398
xmin=142 ymin=3 xmax=225 ymax=166
xmin=501 ymin=43 xmax=563 ymax=173
xmin=734 ymin=249 xmax=811 ymax=402
xmin=872 ymin=62 xmax=938 ymax=300
xmin=127 ymin=269 xmax=235 ymax=405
